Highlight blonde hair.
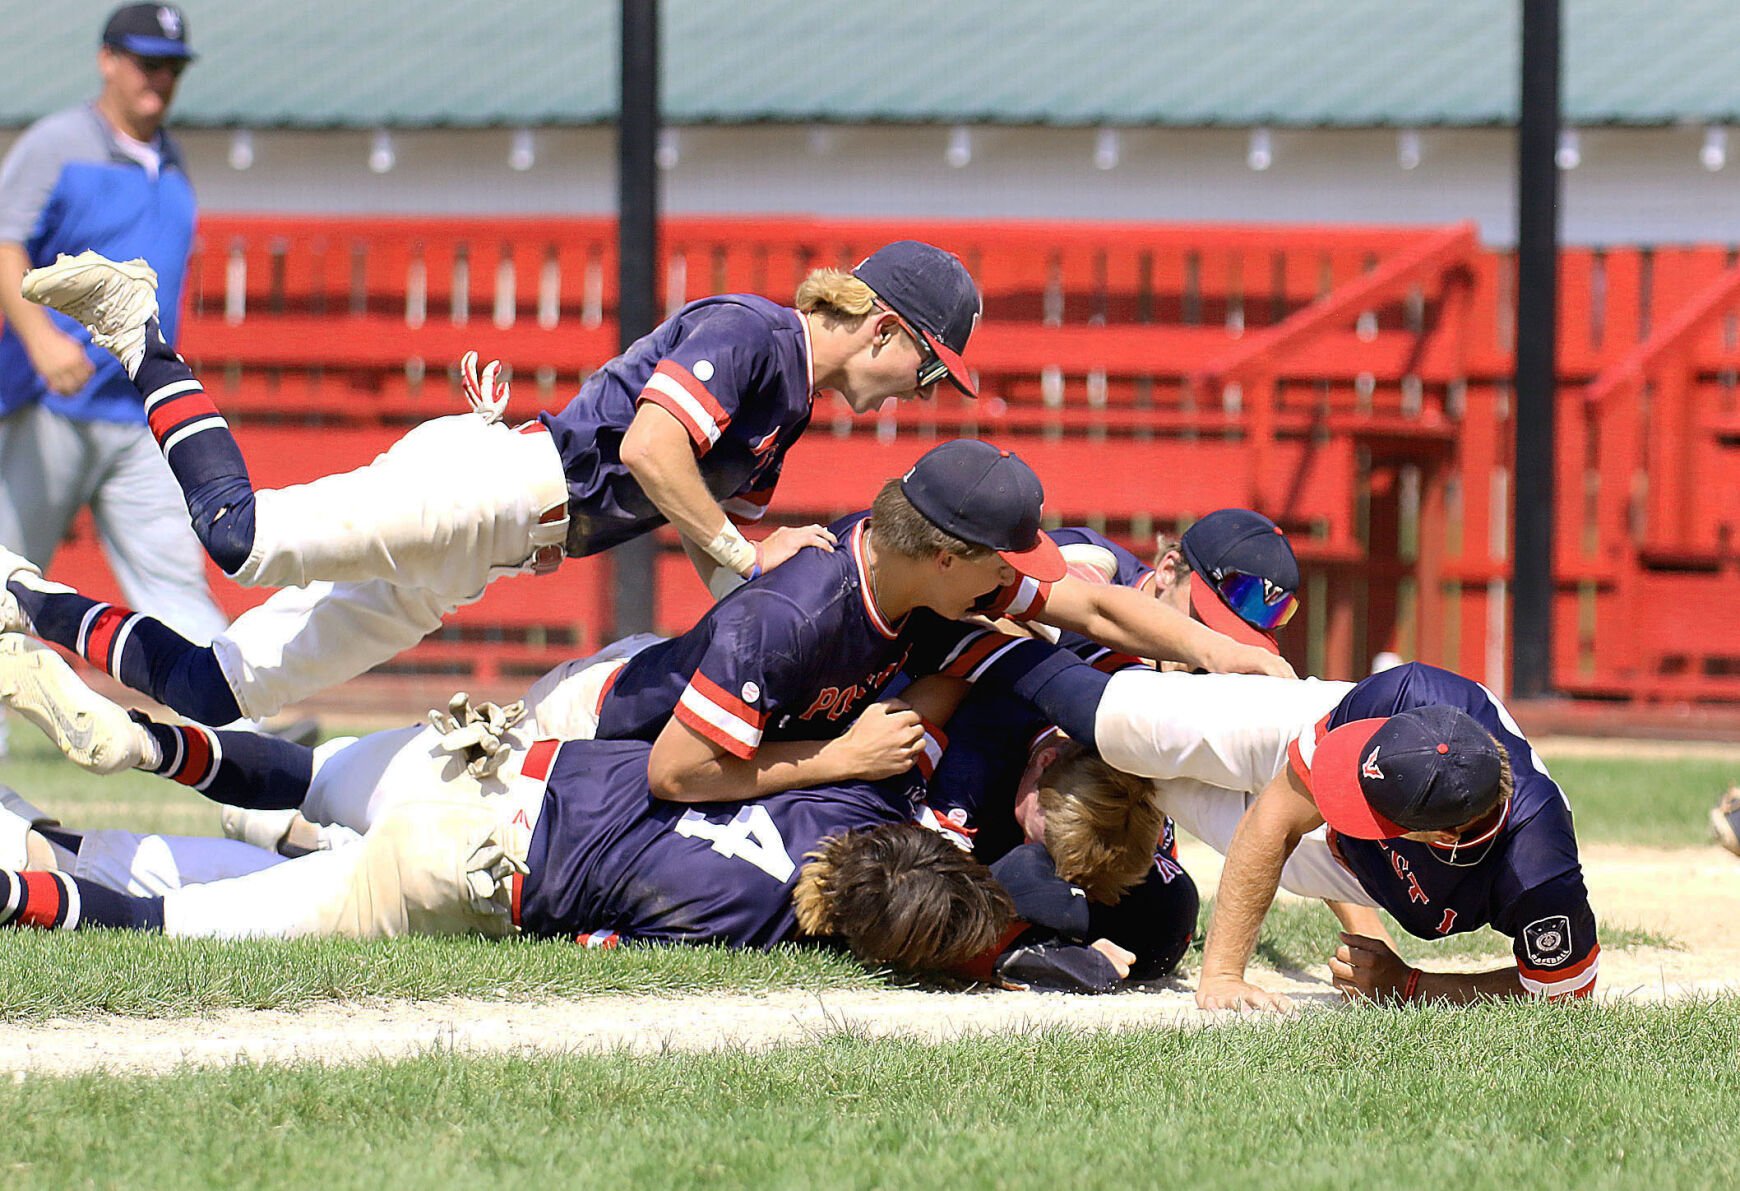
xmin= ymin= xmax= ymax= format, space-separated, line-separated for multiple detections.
xmin=1039 ymin=744 xmax=1165 ymax=902
xmin=795 ymin=268 xmax=878 ymax=324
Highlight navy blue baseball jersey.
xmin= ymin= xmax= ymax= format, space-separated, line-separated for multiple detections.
xmin=920 ymin=688 xmax=1050 ymax=862
xmin=518 ymin=738 xmax=920 ymax=947
xmin=596 ymin=513 xmax=1052 ymax=757
xmin=539 ymin=295 xmax=815 ymax=555
xmin=1288 ymin=662 xmax=1599 ymax=999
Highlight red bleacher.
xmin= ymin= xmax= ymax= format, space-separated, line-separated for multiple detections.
xmin=36 ymin=216 xmax=1740 ymax=704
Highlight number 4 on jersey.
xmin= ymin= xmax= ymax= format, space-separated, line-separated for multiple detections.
xmin=675 ymin=805 xmax=796 ymax=880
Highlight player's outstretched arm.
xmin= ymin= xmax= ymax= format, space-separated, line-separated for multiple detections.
xmin=1038 ymin=580 xmax=1296 ymax=679
xmin=622 ymin=403 xmax=834 ymax=596
xmin=646 ymin=699 xmax=927 ymax=803
xmin=1196 ymin=765 xmax=1320 ymax=1011
xmin=1329 ymin=933 xmax=1526 ymax=1004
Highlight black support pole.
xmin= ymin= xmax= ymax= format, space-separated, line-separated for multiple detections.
xmin=612 ymin=0 xmax=659 ymax=638
xmin=1513 ymin=0 xmax=1560 ymax=698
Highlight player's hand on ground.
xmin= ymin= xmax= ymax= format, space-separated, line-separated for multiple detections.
xmin=1194 ymin=973 xmax=1295 ymax=1013
xmin=1329 ymin=932 xmax=1414 ymax=1003
xmin=756 ymin=523 xmax=838 ymax=572
xmin=830 ymin=699 xmax=926 ymax=779
xmin=27 ymin=328 xmax=94 ymax=395
xmin=1089 ymin=938 xmax=1136 ymax=980
xmin=1200 ymin=638 xmax=1297 ymax=680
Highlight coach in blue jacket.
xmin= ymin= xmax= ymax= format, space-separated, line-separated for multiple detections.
xmin=0 ymin=6 xmax=231 ymax=652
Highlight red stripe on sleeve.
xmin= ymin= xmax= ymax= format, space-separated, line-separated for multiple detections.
xmin=942 ymin=633 xmax=1005 ymax=680
xmin=674 ymin=698 xmax=759 ymax=760
xmin=173 ymin=725 xmax=213 ymax=787
xmin=146 ymin=391 xmax=220 ymax=441
xmin=689 ymin=671 xmax=767 ymax=728
xmin=1519 ymin=940 xmax=1602 ymax=986
xmin=17 ymin=871 xmax=67 ymax=929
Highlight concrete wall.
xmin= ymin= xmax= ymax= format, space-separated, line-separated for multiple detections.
xmin=5 ymin=123 xmax=1740 ymax=246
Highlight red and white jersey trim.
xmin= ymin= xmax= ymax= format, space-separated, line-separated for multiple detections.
xmin=938 ymin=629 xmax=1025 ymax=684
xmin=800 ymin=307 xmax=816 ymax=395
xmin=851 ymin=521 xmax=902 ymax=639
xmin=722 ymin=486 xmax=774 ymax=524
xmin=640 ymin=360 xmax=731 ymax=454
xmin=1519 ymin=942 xmax=1600 ymax=1000
xmin=916 ymin=717 xmax=949 ymax=780
xmin=675 ymin=671 xmax=767 ymax=759
xmin=981 ymin=575 xmax=1052 ymax=621
xmin=914 ymin=805 xmax=976 ymax=852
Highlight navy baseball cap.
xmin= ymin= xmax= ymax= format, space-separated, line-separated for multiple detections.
xmin=103 ymin=4 xmax=196 ymax=60
xmin=1309 ymin=706 xmax=1504 ymax=839
xmin=853 ymin=241 xmax=982 ymax=398
xmin=1181 ymin=508 xmax=1300 ymax=654
xmin=901 ymin=439 xmax=1065 ymax=582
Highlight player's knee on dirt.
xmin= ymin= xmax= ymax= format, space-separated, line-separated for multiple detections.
xmin=185 ymin=476 xmax=257 ymax=575
xmin=337 ymin=800 xmax=525 ymax=939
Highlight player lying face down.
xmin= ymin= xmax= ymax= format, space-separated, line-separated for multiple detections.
xmin=0 ymin=740 xmax=1010 ymax=977
xmin=6 ymin=241 xmax=980 ymax=727
xmin=0 ymin=637 xmax=1010 ymax=973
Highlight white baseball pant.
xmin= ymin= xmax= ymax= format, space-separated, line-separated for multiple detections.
xmin=207 ymin=415 xmax=569 ymax=718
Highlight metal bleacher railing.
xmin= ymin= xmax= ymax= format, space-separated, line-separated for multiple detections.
xmin=42 ymin=216 xmax=1740 ymax=704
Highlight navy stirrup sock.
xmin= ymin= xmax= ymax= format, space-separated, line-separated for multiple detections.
xmin=135 ymin=715 xmax=313 ymax=809
xmin=5 ymin=584 xmax=242 ymax=725
xmin=0 ymin=869 xmax=165 ymax=932
xmin=134 ymin=317 xmax=257 ymax=574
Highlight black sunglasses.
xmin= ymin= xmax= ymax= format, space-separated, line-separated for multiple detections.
xmin=879 ymin=304 xmax=952 ymax=390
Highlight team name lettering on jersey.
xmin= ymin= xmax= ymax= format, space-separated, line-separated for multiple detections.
xmin=800 ymin=654 xmax=909 ymax=722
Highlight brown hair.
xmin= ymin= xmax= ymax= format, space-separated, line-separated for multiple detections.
xmin=870 ymin=478 xmax=994 ymax=562
xmin=1038 ymin=744 xmax=1165 ymax=902
xmin=792 ymin=823 xmax=1013 ymax=973
xmin=794 ymin=268 xmax=878 ymax=325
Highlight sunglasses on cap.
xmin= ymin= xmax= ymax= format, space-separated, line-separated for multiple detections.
xmin=1209 ymin=569 xmax=1299 ymax=632
xmin=877 ymin=303 xmax=952 ymax=391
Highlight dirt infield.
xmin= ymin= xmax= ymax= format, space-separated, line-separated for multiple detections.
xmin=2 ymin=839 xmax=1735 ymax=1078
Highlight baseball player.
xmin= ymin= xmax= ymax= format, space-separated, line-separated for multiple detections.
xmin=0 ymin=724 xmax=1009 ymax=975
xmin=930 ymin=636 xmax=1599 ymax=1007
xmin=10 ymin=240 xmax=981 ymax=723
xmin=0 ymin=649 xmax=1159 ymax=992
xmin=587 ymin=440 xmax=1293 ymax=804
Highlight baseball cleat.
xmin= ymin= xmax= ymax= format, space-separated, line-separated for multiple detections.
xmin=0 ymin=545 xmax=41 ymax=634
xmin=1712 ymin=787 xmax=1740 ymax=858
xmin=21 ymin=250 xmax=159 ymax=377
xmin=0 ymin=634 xmax=142 ymax=774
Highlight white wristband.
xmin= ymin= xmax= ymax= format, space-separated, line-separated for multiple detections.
xmin=702 ymin=522 xmax=759 ymax=577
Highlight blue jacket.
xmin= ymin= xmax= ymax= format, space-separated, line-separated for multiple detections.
xmin=0 ymin=103 xmax=195 ymax=424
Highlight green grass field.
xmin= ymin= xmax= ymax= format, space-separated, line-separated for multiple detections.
xmin=4 ymin=999 xmax=1739 ymax=1190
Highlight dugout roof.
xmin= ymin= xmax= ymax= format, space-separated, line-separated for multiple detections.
xmin=8 ymin=0 xmax=1740 ymax=130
